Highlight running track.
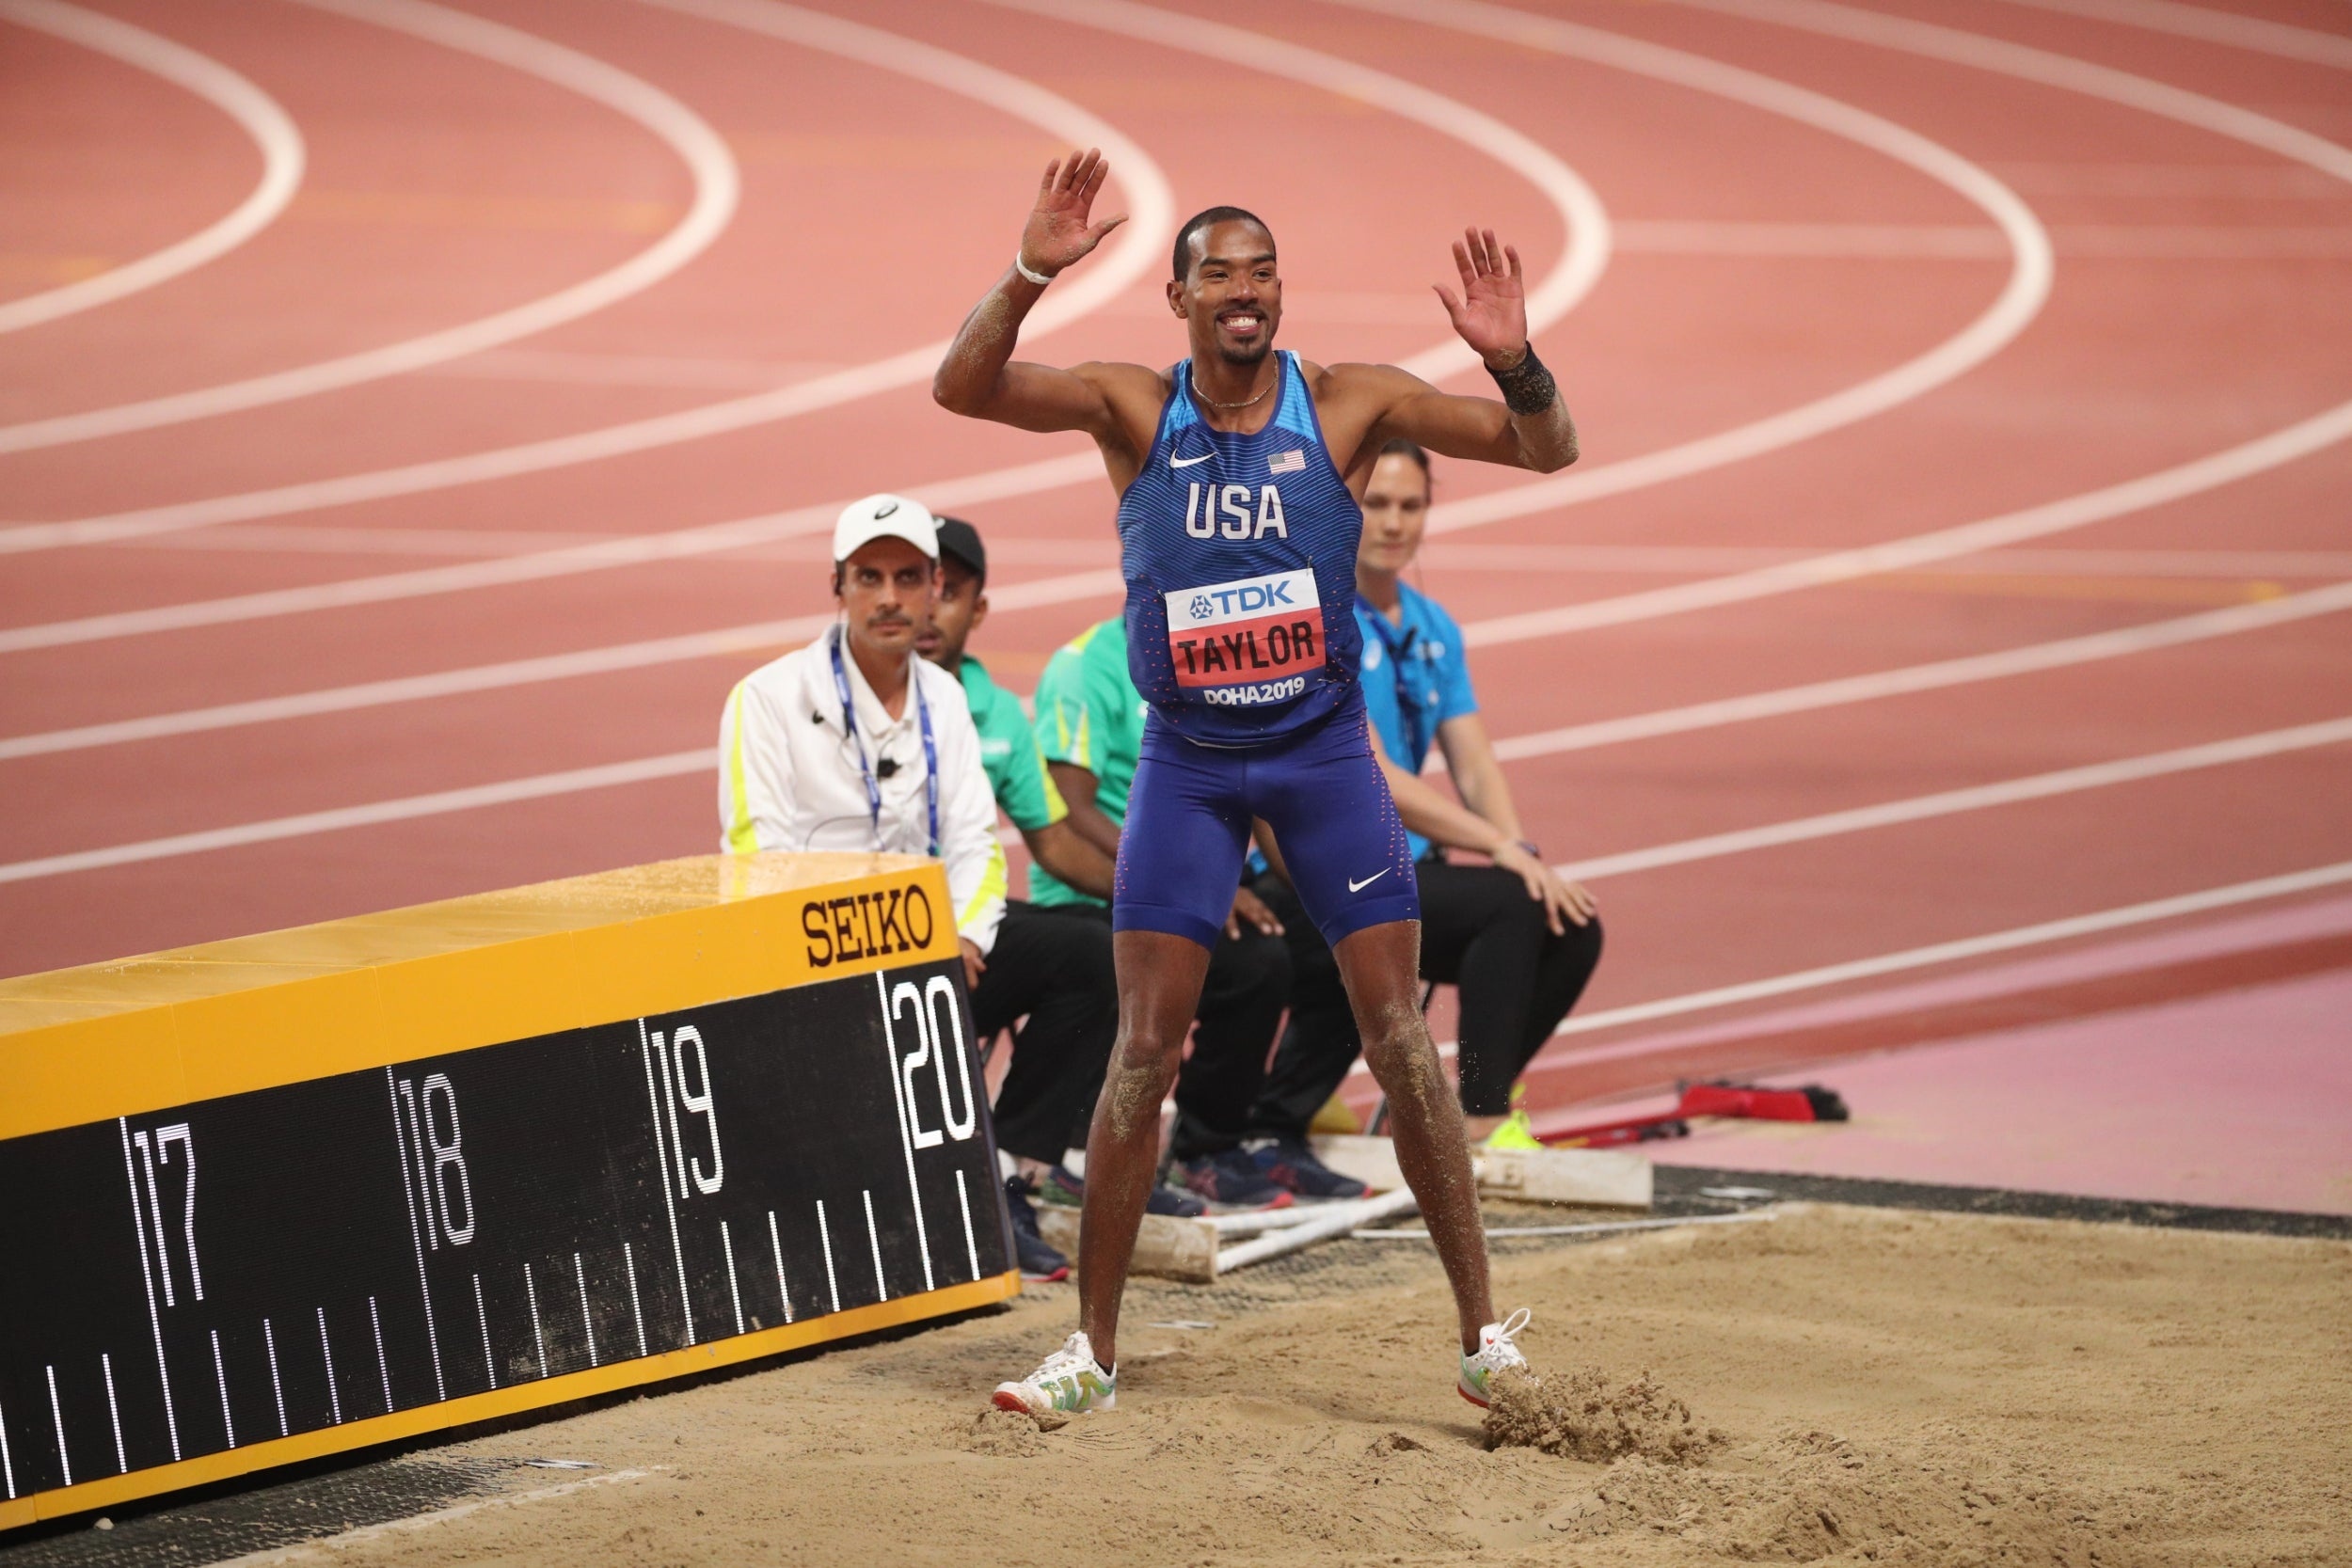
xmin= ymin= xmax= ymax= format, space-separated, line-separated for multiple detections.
xmin=4 ymin=0 xmax=2347 ymax=1205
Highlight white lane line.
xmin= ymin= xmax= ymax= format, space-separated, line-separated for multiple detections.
xmin=0 ymin=0 xmax=2032 ymax=653
xmin=978 ymin=0 xmax=1613 ymax=388
xmin=0 ymin=0 xmax=2018 ymax=651
xmin=1399 ymin=0 xmax=2352 ymax=553
xmin=0 ymin=0 xmax=738 ymax=464
xmin=1612 ymin=220 xmax=2006 ymax=257
xmin=0 ymin=0 xmax=1174 ymax=552
xmin=0 ymin=751 xmax=709 ymax=886
xmin=1461 ymin=402 xmax=2352 ymax=648
xmin=1553 ymin=715 xmax=2352 ymax=881
xmin=1538 ymin=859 xmax=2352 ymax=1048
xmin=10 ymin=638 xmax=2349 ymax=895
xmin=1355 ymin=860 xmax=2352 ymax=1081
xmin=8 ymin=565 xmax=2346 ymax=771
xmin=0 ymin=454 xmax=1101 ymax=653
xmin=1986 ymin=0 xmax=2352 ymax=71
xmin=0 ymin=0 xmax=304 ymax=335
xmin=1322 ymin=0 xmax=2049 ymax=538
xmin=1678 ymin=0 xmax=2352 ymax=186
xmin=0 ymin=0 xmax=1612 ymax=640
xmin=1423 ymin=543 xmax=2352 ymax=579
xmin=1619 ymin=220 xmax=2352 ymax=260
xmin=0 ymin=572 xmax=1096 ymax=769
xmin=1536 ymin=890 xmax=2352 ymax=1071
xmin=1484 ymin=580 xmax=2352 ymax=765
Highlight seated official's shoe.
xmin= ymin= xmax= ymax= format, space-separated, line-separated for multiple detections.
xmin=1002 ymin=1175 xmax=1070 ymax=1282
xmin=1247 ymin=1137 xmax=1369 ymax=1201
xmin=1458 ymin=1307 xmax=1533 ymax=1408
xmin=1170 ymin=1149 xmax=1295 ymax=1212
xmin=993 ymin=1331 xmax=1116 ymax=1418
xmin=1480 ymin=1108 xmax=1544 ymax=1152
xmin=1038 ymin=1164 xmax=1207 ymax=1219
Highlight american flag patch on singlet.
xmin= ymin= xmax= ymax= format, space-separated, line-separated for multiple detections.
xmin=1268 ymin=449 xmax=1306 ymax=474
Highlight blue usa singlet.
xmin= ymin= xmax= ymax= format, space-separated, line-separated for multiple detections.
xmin=1116 ymin=350 xmax=1364 ymax=748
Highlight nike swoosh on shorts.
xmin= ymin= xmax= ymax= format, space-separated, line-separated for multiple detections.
xmin=1170 ymin=452 xmax=1213 ymax=467
xmin=1347 ymin=870 xmax=1390 ymax=893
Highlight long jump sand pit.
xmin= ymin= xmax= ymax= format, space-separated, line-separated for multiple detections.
xmin=270 ymin=1202 xmax=2347 ymax=1567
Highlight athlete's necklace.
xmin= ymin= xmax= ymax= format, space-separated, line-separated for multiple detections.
xmin=1197 ymin=377 xmax=1274 ymax=411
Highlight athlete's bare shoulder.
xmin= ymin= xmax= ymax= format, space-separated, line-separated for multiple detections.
xmin=1070 ymin=359 xmax=1174 ymax=423
xmin=1298 ymin=358 xmax=1429 ymax=477
xmin=1060 ymin=360 xmax=1173 ymax=487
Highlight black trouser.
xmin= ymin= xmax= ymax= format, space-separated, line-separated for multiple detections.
xmin=1245 ymin=859 xmax=1604 ymax=1131
xmin=973 ymin=902 xmax=1119 ymax=1167
xmin=1065 ymin=903 xmax=1292 ymax=1163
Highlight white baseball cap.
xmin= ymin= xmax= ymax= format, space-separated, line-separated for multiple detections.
xmin=833 ymin=494 xmax=938 ymax=563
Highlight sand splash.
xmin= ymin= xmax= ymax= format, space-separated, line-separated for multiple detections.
xmin=1484 ymin=1365 xmax=1725 ymax=1465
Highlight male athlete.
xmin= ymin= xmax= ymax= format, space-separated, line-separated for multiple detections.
xmin=933 ymin=150 xmax=1578 ymax=1418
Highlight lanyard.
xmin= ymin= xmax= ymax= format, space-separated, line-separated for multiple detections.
xmin=1358 ymin=592 xmax=1432 ymax=758
xmin=829 ymin=626 xmax=940 ymax=855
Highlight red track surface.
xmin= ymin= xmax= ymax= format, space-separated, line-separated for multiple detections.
xmin=4 ymin=0 xmax=2347 ymax=1203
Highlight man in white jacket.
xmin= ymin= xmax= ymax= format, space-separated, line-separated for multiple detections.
xmin=718 ymin=495 xmax=1007 ymax=987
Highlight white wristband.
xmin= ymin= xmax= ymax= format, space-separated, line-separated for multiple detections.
xmin=1013 ymin=253 xmax=1056 ymax=287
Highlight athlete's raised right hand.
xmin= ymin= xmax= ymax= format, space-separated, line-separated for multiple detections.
xmin=1019 ymin=149 xmax=1127 ymax=280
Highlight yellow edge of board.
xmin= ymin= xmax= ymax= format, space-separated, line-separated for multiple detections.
xmin=8 ymin=1272 xmax=1019 ymax=1527
xmin=0 ymin=855 xmax=958 ymax=1140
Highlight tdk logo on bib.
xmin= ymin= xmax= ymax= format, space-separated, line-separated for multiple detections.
xmin=1165 ymin=568 xmax=1326 ymax=705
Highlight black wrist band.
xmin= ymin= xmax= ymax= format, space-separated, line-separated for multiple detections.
xmin=1487 ymin=342 xmax=1557 ymax=416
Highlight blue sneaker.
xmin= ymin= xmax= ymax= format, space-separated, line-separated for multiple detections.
xmin=1170 ymin=1149 xmax=1295 ymax=1212
xmin=1002 ymin=1176 xmax=1069 ymax=1282
xmin=1247 ymin=1137 xmax=1370 ymax=1201
xmin=1039 ymin=1164 xmax=1207 ymax=1219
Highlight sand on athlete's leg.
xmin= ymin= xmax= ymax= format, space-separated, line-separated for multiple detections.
xmin=1075 ymin=930 xmax=1214 ymax=1372
xmin=1334 ymin=919 xmax=1495 ymax=1353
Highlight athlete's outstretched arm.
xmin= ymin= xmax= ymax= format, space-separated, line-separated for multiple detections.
xmin=1359 ymin=228 xmax=1577 ymax=473
xmin=932 ymin=149 xmax=1130 ymax=436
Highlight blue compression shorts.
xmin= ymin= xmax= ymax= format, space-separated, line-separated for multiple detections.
xmin=1113 ymin=693 xmax=1421 ymax=951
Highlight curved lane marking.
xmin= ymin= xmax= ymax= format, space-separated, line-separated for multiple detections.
xmin=1551 ymin=715 xmax=2352 ymax=884
xmin=8 ymin=680 xmax=2344 ymax=890
xmin=5 ymin=570 xmax=2345 ymax=770
xmin=1988 ymin=0 xmax=2352 ymax=71
xmin=0 ymin=0 xmax=305 ymax=336
xmin=0 ymin=0 xmax=1169 ymax=555
xmin=1317 ymin=0 xmax=2050 ymax=541
xmin=0 ymin=0 xmax=1601 ymax=640
xmin=977 ymin=0 xmax=1614 ymax=387
xmin=1440 ymin=0 xmax=2352 ymax=642
xmin=0 ymin=0 xmax=741 ymax=463
xmin=1507 ymin=860 xmax=2352 ymax=1066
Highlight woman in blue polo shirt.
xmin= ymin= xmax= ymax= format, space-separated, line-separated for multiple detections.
xmin=1243 ymin=439 xmax=1603 ymax=1178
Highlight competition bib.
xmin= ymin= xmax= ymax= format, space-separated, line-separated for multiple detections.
xmin=1163 ymin=567 xmax=1327 ymax=707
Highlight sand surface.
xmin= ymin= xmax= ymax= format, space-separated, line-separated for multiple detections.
xmin=261 ymin=1205 xmax=2350 ymax=1567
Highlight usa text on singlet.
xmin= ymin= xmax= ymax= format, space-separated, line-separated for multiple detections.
xmin=1116 ymin=351 xmax=1365 ymax=747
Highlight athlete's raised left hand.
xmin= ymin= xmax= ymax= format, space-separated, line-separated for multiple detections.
xmin=1432 ymin=227 xmax=1528 ymax=370
xmin=1019 ymin=149 xmax=1128 ymax=280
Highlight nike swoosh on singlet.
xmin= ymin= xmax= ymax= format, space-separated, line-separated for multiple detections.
xmin=1347 ymin=870 xmax=1390 ymax=893
xmin=1169 ymin=451 xmax=1213 ymax=467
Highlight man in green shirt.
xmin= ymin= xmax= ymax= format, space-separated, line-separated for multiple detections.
xmin=1033 ymin=616 xmax=1297 ymax=1210
xmin=921 ymin=520 xmax=1205 ymax=1248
